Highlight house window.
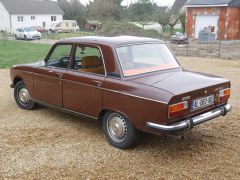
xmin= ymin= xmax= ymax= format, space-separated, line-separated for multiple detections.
xmin=31 ymin=16 xmax=35 ymax=20
xmin=17 ymin=16 xmax=24 ymax=22
xmin=51 ymin=16 xmax=57 ymax=22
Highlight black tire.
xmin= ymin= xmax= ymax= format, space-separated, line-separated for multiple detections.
xmin=14 ymin=81 xmax=36 ymax=110
xmin=24 ymin=35 xmax=28 ymax=41
xmin=15 ymin=34 xmax=18 ymax=40
xmin=103 ymin=111 xmax=139 ymax=149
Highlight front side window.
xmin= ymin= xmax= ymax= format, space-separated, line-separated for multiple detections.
xmin=73 ymin=45 xmax=104 ymax=75
xmin=17 ymin=16 xmax=24 ymax=22
xmin=46 ymin=44 xmax=72 ymax=68
xmin=116 ymin=43 xmax=180 ymax=76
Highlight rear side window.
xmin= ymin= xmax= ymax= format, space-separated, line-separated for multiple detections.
xmin=73 ymin=45 xmax=105 ymax=75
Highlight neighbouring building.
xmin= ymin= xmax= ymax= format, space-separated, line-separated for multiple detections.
xmin=185 ymin=0 xmax=240 ymax=40
xmin=0 ymin=0 xmax=64 ymax=32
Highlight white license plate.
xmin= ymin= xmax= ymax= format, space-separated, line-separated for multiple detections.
xmin=191 ymin=95 xmax=215 ymax=110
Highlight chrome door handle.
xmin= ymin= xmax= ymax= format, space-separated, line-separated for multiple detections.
xmin=56 ymin=72 xmax=63 ymax=79
xmin=92 ymin=80 xmax=102 ymax=87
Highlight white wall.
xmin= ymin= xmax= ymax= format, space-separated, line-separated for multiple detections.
xmin=0 ymin=2 xmax=10 ymax=31
xmin=11 ymin=14 xmax=63 ymax=31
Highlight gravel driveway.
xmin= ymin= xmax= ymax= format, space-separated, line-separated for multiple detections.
xmin=0 ymin=57 xmax=239 ymax=179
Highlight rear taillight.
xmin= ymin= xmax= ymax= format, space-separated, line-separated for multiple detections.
xmin=219 ymin=88 xmax=231 ymax=102
xmin=169 ymin=101 xmax=188 ymax=118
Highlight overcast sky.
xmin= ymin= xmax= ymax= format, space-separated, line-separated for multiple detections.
xmin=78 ymin=0 xmax=175 ymax=7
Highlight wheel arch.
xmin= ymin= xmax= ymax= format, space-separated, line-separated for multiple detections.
xmin=13 ymin=77 xmax=23 ymax=87
xmin=98 ymin=108 xmax=134 ymax=126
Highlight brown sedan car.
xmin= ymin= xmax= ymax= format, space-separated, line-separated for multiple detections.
xmin=10 ymin=36 xmax=231 ymax=149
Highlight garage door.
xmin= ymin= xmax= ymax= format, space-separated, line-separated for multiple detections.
xmin=195 ymin=15 xmax=219 ymax=39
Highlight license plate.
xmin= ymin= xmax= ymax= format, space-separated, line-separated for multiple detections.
xmin=191 ymin=95 xmax=214 ymax=111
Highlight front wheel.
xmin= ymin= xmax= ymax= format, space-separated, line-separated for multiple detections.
xmin=103 ymin=112 xmax=140 ymax=149
xmin=14 ymin=81 xmax=36 ymax=110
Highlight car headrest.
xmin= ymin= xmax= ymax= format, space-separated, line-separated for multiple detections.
xmin=82 ymin=56 xmax=102 ymax=67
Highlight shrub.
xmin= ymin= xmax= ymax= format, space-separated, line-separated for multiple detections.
xmin=96 ymin=21 xmax=160 ymax=39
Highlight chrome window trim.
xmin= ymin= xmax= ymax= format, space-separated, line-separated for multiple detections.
xmin=103 ymin=88 xmax=168 ymax=104
xmin=66 ymin=68 xmax=105 ymax=78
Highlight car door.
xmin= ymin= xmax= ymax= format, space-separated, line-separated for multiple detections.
xmin=18 ymin=29 xmax=23 ymax=38
xmin=63 ymin=44 xmax=105 ymax=117
xmin=33 ymin=44 xmax=73 ymax=107
xmin=15 ymin=29 xmax=19 ymax=38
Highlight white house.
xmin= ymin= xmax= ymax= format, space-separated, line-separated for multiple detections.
xmin=0 ymin=0 xmax=64 ymax=32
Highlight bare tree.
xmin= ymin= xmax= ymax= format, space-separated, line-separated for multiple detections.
xmin=154 ymin=6 xmax=170 ymax=33
xmin=169 ymin=14 xmax=179 ymax=34
xmin=58 ymin=0 xmax=86 ymax=28
xmin=87 ymin=0 xmax=122 ymax=21
xmin=154 ymin=6 xmax=182 ymax=34
xmin=128 ymin=0 xmax=154 ymax=28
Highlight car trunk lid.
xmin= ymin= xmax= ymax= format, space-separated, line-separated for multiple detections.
xmin=130 ymin=70 xmax=229 ymax=95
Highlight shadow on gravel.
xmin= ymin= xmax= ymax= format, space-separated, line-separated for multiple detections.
xmin=35 ymin=106 xmax=212 ymax=156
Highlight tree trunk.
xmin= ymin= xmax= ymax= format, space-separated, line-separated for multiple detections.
xmin=169 ymin=24 xmax=174 ymax=35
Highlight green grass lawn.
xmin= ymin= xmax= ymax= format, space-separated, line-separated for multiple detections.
xmin=0 ymin=40 xmax=51 ymax=68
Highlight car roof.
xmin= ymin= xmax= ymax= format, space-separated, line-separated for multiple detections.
xmin=57 ymin=36 xmax=164 ymax=46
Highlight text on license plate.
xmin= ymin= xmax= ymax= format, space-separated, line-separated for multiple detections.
xmin=191 ymin=95 xmax=214 ymax=110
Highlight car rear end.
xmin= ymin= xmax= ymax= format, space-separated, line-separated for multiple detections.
xmin=147 ymin=81 xmax=231 ymax=133
xmin=115 ymin=40 xmax=232 ymax=134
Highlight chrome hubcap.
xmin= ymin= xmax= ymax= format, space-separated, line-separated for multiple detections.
xmin=107 ymin=113 xmax=127 ymax=142
xmin=18 ymin=88 xmax=30 ymax=104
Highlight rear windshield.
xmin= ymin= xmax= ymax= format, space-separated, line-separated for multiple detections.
xmin=116 ymin=43 xmax=180 ymax=77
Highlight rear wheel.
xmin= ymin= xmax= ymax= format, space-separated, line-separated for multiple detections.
xmin=24 ymin=35 xmax=28 ymax=41
xmin=14 ymin=81 xmax=36 ymax=110
xmin=15 ymin=34 xmax=18 ymax=40
xmin=103 ymin=111 xmax=139 ymax=149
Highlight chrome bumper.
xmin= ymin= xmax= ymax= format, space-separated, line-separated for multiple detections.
xmin=146 ymin=104 xmax=232 ymax=133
